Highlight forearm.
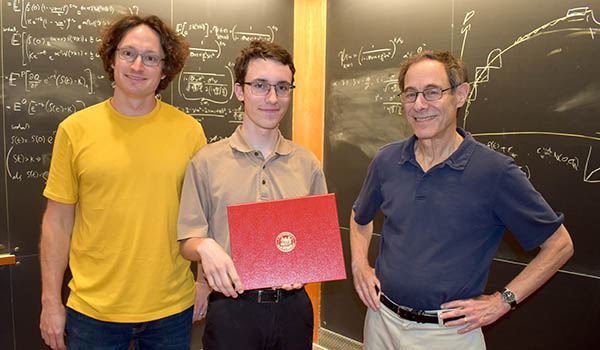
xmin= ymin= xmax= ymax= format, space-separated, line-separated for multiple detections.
xmin=196 ymin=260 xmax=208 ymax=284
xmin=505 ymin=225 xmax=573 ymax=304
xmin=349 ymin=210 xmax=373 ymax=270
xmin=179 ymin=237 xmax=205 ymax=261
xmin=40 ymin=234 xmax=70 ymax=305
xmin=40 ymin=201 xmax=75 ymax=306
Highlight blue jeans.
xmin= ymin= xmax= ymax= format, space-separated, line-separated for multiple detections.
xmin=65 ymin=307 xmax=193 ymax=350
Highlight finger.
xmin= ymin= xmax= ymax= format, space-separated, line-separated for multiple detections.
xmin=216 ymin=270 xmax=236 ymax=297
xmin=228 ymin=267 xmax=243 ymax=294
xmin=58 ymin=337 xmax=67 ymax=350
xmin=204 ymin=274 xmax=218 ymax=293
xmin=357 ymin=289 xmax=373 ymax=310
xmin=48 ymin=334 xmax=58 ymax=350
xmin=441 ymin=299 xmax=464 ymax=309
xmin=362 ymin=282 xmax=379 ymax=310
xmin=371 ymin=280 xmax=381 ymax=309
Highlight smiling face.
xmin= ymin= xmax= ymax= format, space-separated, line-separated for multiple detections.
xmin=403 ymin=59 xmax=468 ymax=142
xmin=234 ymin=58 xmax=293 ymax=133
xmin=111 ymin=24 xmax=165 ymax=101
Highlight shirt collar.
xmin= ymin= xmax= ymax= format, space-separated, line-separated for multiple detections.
xmin=398 ymin=128 xmax=476 ymax=171
xmin=228 ymin=125 xmax=293 ymax=156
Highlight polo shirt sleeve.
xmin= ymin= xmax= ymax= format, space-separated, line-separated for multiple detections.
xmin=43 ymin=124 xmax=78 ymax=204
xmin=177 ymin=156 xmax=210 ymax=241
xmin=352 ymin=156 xmax=383 ymax=225
xmin=309 ymin=160 xmax=328 ymax=196
xmin=492 ymin=157 xmax=564 ymax=251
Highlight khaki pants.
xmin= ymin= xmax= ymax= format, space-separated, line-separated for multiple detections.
xmin=363 ymin=302 xmax=486 ymax=350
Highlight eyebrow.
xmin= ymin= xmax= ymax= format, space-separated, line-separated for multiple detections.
xmin=119 ymin=45 xmax=161 ymax=55
xmin=404 ymin=84 xmax=444 ymax=91
xmin=250 ymin=78 xmax=292 ymax=85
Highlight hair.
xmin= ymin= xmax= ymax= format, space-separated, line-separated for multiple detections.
xmin=234 ymin=40 xmax=295 ymax=85
xmin=98 ymin=15 xmax=190 ymax=93
xmin=397 ymin=50 xmax=469 ymax=93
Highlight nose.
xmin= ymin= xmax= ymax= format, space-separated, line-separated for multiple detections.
xmin=130 ymin=55 xmax=144 ymax=70
xmin=265 ymin=85 xmax=278 ymax=104
xmin=412 ymin=92 xmax=429 ymax=111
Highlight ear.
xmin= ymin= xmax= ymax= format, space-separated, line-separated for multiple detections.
xmin=234 ymin=83 xmax=244 ymax=102
xmin=455 ymin=82 xmax=470 ymax=108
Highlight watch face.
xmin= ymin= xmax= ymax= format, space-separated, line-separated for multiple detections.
xmin=502 ymin=288 xmax=517 ymax=307
xmin=502 ymin=290 xmax=515 ymax=302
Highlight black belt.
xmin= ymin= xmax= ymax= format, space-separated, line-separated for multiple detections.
xmin=379 ymin=293 xmax=464 ymax=325
xmin=209 ymin=287 xmax=302 ymax=304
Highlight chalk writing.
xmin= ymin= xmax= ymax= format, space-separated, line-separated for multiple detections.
xmin=5 ymin=98 xmax=87 ymax=116
xmin=178 ymin=66 xmax=235 ymax=103
xmin=584 ymin=146 xmax=600 ymax=183
xmin=475 ymin=132 xmax=600 ymax=183
xmin=463 ymin=7 xmax=600 ymax=126
xmin=537 ymin=146 xmax=579 ymax=170
xmin=176 ymin=22 xmax=278 ymax=43
xmin=6 ymin=69 xmax=96 ymax=94
xmin=337 ymin=37 xmax=411 ymax=69
xmin=331 ymin=72 xmax=402 ymax=116
xmin=486 ymin=140 xmax=518 ymax=159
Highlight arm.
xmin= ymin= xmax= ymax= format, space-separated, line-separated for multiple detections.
xmin=180 ymin=237 xmax=243 ymax=297
xmin=193 ymin=262 xmax=211 ymax=322
xmin=441 ymin=224 xmax=574 ymax=333
xmin=39 ymin=199 xmax=76 ymax=350
xmin=350 ymin=210 xmax=381 ymax=311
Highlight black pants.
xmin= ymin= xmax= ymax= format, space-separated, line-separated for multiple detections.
xmin=202 ymin=288 xmax=313 ymax=350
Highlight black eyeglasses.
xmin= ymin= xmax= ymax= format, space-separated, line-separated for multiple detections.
xmin=399 ymin=85 xmax=457 ymax=103
xmin=116 ymin=47 xmax=163 ymax=67
xmin=243 ymin=81 xmax=295 ymax=97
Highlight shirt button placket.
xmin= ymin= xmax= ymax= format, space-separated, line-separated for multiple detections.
xmin=415 ymin=173 xmax=427 ymax=201
xmin=259 ymin=157 xmax=269 ymax=200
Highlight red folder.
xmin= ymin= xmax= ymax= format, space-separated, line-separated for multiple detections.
xmin=227 ymin=193 xmax=346 ymax=290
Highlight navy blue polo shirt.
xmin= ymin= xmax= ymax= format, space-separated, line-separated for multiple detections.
xmin=353 ymin=128 xmax=563 ymax=310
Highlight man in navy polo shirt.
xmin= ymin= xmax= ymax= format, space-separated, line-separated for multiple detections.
xmin=350 ymin=50 xmax=574 ymax=349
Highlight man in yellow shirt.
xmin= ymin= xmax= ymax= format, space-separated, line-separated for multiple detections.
xmin=39 ymin=15 xmax=206 ymax=350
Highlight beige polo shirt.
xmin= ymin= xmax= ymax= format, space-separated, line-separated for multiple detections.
xmin=177 ymin=126 xmax=328 ymax=255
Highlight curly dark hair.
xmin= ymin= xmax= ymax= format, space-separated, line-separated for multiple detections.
xmin=397 ymin=50 xmax=468 ymax=94
xmin=98 ymin=15 xmax=190 ymax=93
xmin=234 ymin=40 xmax=295 ymax=85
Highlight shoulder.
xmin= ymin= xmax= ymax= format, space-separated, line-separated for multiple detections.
xmin=190 ymin=138 xmax=230 ymax=163
xmin=158 ymin=101 xmax=201 ymax=125
xmin=282 ymin=139 xmax=321 ymax=165
xmin=57 ymin=100 xmax=111 ymax=135
xmin=60 ymin=100 xmax=108 ymax=125
xmin=468 ymin=138 xmax=514 ymax=169
xmin=373 ymin=138 xmax=411 ymax=163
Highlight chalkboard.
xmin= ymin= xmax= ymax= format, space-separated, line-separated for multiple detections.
xmin=322 ymin=0 xmax=600 ymax=348
xmin=1 ymin=1 xmax=293 ymax=348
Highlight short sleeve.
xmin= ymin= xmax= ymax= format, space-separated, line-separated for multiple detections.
xmin=309 ymin=160 xmax=328 ymax=196
xmin=493 ymin=158 xmax=563 ymax=251
xmin=177 ymin=156 xmax=210 ymax=241
xmin=352 ymin=157 xmax=383 ymax=225
xmin=43 ymin=124 xmax=78 ymax=204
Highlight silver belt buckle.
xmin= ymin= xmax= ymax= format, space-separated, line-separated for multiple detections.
xmin=257 ymin=289 xmax=280 ymax=303
xmin=436 ymin=310 xmax=445 ymax=327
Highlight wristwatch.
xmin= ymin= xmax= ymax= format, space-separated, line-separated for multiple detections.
xmin=500 ymin=287 xmax=517 ymax=310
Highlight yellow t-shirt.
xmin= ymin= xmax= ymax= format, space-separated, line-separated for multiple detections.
xmin=43 ymin=99 xmax=207 ymax=322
